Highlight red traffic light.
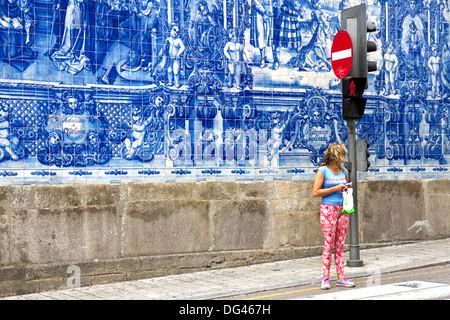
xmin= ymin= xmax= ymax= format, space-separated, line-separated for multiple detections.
xmin=342 ymin=77 xmax=367 ymax=98
xmin=341 ymin=77 xmax=368 ymax=120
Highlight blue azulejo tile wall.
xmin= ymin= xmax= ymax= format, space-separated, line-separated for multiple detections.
xmin=0 ymin=0 xmax=448 ymax=185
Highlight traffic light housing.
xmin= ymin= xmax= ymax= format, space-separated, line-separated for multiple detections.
xmin=342 ymin=77 xmax=367 ymax=120
xmin=340 ymin=4 xmax=377 ymax=119
xmin=356 ymin=139 xmax=371 ymax=171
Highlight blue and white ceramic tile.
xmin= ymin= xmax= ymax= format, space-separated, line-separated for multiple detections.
xmin=0 ymin=0 xmax=448 ymax=184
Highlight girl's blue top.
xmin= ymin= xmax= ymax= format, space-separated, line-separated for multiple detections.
xmin=318 ymin=166 xmax=348 ymax=205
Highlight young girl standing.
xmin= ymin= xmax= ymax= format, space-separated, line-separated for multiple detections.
xmin=313 ymin=143 xmax=355 ymax=290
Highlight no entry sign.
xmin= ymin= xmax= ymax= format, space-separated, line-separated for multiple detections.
xmin=331 ymin=30 xmax=353 ymax=79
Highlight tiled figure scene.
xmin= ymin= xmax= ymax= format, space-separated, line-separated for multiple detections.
xmin=0 ymin=0 xmax=448 ymax=184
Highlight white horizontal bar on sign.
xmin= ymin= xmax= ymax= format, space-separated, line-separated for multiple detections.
xmin=332 ymin=49 xmax=352 ymax=61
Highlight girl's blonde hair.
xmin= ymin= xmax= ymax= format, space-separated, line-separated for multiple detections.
xmin=319 ymin=143 xmax=347 ymax=172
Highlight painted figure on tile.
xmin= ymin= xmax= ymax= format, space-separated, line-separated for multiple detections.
xmin=46 ymin=0 xmax=69 ymax=56
xmin=106 ymin=0 xmax=135 ymax=40
xmin=92 ymin=0 xmax=111 ymax=75
xmin=405 ymin=20 xmax=423 ymax=68
xmin=184 ymin=0 xmax=226 ymax=93
xmin=407 ymin=0 xmax=420 ymax=15
xmin=0 ymin=0 xmax=38 ymax=71
xmin=386 ymin=104 xmax=405 ymax=161
xmin=424 ymin=103 xmax=444 ymax=161
xmin=339 ymin=0 xmax=350 ymax=10
xmin=406 ymin=104 xmax=423 ymax=160
xmin=123 ymin=94 xmax=164 ymax=161
xmin=223 ymin=28 xmax=247 ymax=89
xmin=124 ymin=107 xmax=155 ymax=160
xmin=287 ymin=2 xmax=332 ymax=72
xmin=61 ymin=96 xmax=92 ymax=142
xmin=189 ymin=0 xmax=218 ymax=48
xmin=272 ymin=0 xmax=302 ymax=70
xmin=302 ymin=8 xmax=332 ymax=72
xmin=39 ymin=91 xmax=111 ymax=167
xmin=400 ymin=0 xmax=425 ymax=73
xmin=428 ymin=44 xmax=442 ymax=98
xmin=158 ymin=23 xmax=185 ymax=88
xmin=50 ymin=0 xmax=92 ymax=75
xmin=121 ymin=0 xmax=160 ymax=72
xmin=0 ymin=107 xmax=19 ymax=161
xmin=36 ymin=130 xmax=63 ymax=167
xmin=116 ymin=0 xmax=140 ymax=44
xmin=48 ymin=131 xmax=63 ymax=154
xmin=62 ymin=90 xmax=87 ymax=115
xmin=266 ymin=111 xmax=291 ymax=163
xmin=250 ymin=0 xmax=273 ymax=68
xmin=380 ymin=41 xmax=398 ymax=95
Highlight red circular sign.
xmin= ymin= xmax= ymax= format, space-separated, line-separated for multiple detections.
xmin=331 ymin=30 xmax=353 ymax=79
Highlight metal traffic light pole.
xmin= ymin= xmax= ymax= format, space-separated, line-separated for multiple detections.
xmin=336 ymin=3 xmax=376 ymax=267
xmin=341 ymin=12 xmax=363 ymax=267
xmin=345 ymin=14 xmax=363 ymax=267
xmin=340 ymin=4 xmax=372 ymax=267
xmin=346 ymin=119 xmax=363 ymax=267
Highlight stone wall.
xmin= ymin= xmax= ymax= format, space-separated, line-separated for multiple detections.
xmin=0 ymin=179 xmax=448 ymax=296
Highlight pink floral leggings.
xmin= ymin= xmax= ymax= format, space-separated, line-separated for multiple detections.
xmin=320 ymin=204 xmax=350 ymax=278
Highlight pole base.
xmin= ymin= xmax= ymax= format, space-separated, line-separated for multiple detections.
xmin=347 ymin=259 xmax=364 ymax=267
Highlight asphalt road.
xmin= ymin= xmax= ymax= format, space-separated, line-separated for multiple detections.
xmin=217 ymin=264 xmax=450 ymax=300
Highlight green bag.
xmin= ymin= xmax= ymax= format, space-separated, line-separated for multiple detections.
xmin=342 ymin=187 xmax=354 ymax=214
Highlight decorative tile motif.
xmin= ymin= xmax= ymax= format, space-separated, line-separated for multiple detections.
xmin=0 ymin=0 xmax=448 ymax=184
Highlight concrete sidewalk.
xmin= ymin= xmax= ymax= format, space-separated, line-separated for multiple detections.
xmin=2 ymin=238 xmax=449 ymax=300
